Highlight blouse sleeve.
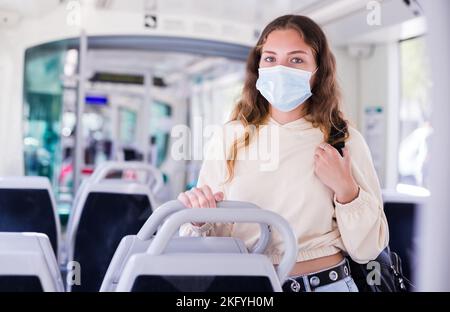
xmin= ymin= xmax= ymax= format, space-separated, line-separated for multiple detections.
xmin=334 ymin=127 xmax=390 ymax=264
xmin=179 ymin=125 xmax=234 ymax=238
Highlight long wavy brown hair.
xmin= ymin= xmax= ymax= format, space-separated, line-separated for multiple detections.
xmin=225 ymin=14 xmax=350 ymax=183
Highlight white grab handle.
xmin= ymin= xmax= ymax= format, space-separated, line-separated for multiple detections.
xmin=145 ymin=207 xmax=298 ymax=282
xmin=91 ymin=161 xmax=164 ymax=193
xmin=137 ymin=200 xmax=271 ymax=254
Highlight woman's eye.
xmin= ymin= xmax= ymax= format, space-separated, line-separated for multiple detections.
xmin=264 ymin=56 xmax=275 ymax=62
xmin=290 ymin=57 xmax=303 ymax=64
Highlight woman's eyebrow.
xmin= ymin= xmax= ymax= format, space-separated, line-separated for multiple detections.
xmin=262 ymin=50 xmax=308 ymax=55
xmin=287 ymin=50 xmax=308 ymax=55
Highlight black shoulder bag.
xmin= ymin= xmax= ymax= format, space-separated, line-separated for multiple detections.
xmin=329 ymin=124 xmax=412 ymax=292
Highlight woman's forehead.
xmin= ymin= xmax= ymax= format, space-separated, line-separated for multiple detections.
xmin=262 ymin=29 xmax=312 ymax=55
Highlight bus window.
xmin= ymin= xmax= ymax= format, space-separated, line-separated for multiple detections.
xmin=398 ymin=36 xmax=433 ymax=189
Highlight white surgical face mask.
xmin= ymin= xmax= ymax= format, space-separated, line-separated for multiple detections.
xmin=256 ymin=65 xmax=315 ymax=112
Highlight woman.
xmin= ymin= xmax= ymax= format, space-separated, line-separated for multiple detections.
xmin=178 ymin=15 xmax=389 ymax=292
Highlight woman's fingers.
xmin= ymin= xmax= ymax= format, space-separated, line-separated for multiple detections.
xmin=314 ymin=149 xmax=328 ymax=167
xmin=190 ymin=187 xmax=208 ymax=208
xmin=178 ymin=185 xmax=221 ymax=227
xmin=316 ymin=143 xmax=341 ymax=159
xmin=199 ymin=185 xmax=217 ymax=208
xmin=319 ymin=143 xmax=329 ymax=151
xmin=178 ymin=185 xmax=220 ymax=209
xmin=315 ymin=146 xmax=325 ymax=156
xmin=184 ymin=189 xmax=200 ymax=209
xmin=343 ymin=146 xmax=352 ymax=167
xmin=214 ymin=191 xmax=224 ymax=202
xmin=177 ymin=192 xmax=192 ymax=208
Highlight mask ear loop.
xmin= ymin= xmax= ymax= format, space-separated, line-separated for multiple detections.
xmin=309 ymin=68 xmax=319 ymax=97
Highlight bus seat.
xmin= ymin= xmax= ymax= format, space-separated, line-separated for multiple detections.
xmin=0 ymin=177 xmax=61 ymax=261
xmin=0 ymin=232 xmax=64 ymax=292
xmin=114 ymin=205 xmax=297 ymax=292
xmin=100 ymin=200 xmax=270 ymax=292
xmin=66 ymin=181 xmax=155 ymax=292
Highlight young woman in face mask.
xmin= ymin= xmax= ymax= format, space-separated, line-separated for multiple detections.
xmin=178 ymin=15 xmax=389 ymax=292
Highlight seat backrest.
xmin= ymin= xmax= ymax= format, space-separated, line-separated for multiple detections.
xmin=114 ymin=206 xmax=298 ymax=292
xmin=0 ymin=177 xmax=61 ymax=260
xmin=0 ymin=232 xmax=64 ymax=292
xmin=117 ymin=254 xmax=279 ymax=292
xmin=68 ymin=162 xmax=164 ymax=234
xmin=66 ymin=182 xmax=155 ymax=292
xmin=100 ymin=235 xmax=248 ymax=291
xmin=100 ymin=200 xmax=271 ymax=292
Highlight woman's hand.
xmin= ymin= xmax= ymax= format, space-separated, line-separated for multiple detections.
xmin=177 ymin=185 xmax=224 ymax=227
xmin=314 ymin=143 xmax=359 ymax=204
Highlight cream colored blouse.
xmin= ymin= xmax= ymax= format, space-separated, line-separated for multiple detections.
xmin=180 ymin=117 xmax=389 ymax=265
